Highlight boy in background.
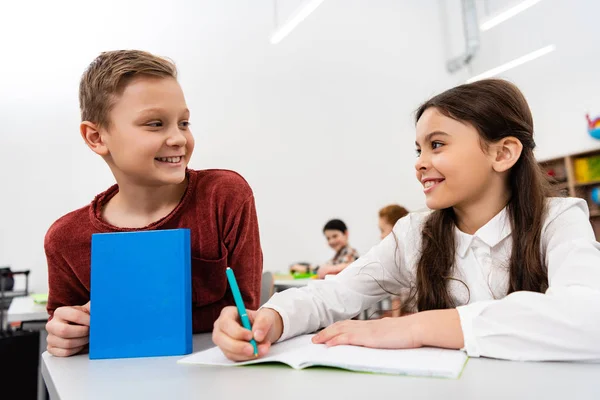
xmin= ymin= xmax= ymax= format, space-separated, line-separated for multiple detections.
xmin=290 ymin=219 xmax=359 ymax=279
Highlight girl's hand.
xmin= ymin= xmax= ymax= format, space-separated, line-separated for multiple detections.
xmin=312 ymin=316 xmax=422 ymax=349
xmin=312 ymin=310 xmax=464 ymax=350
xmin=212 ymin=306 xmax=283 ymax=361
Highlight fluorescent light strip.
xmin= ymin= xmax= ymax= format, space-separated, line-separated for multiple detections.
xmin=270 ymin=0 xmax=325 ymax=44
xmin=480 ymin=0 xmax=543 ymax=31
xmin=466 ymin=44 xmax=555 ymax=83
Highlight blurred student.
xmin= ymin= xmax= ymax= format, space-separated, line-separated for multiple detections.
xmin=290 ymin=219 xmax=359 ymax=279
xmin=378 ymin=204 xmax=409 ymax=240
xmin=378 ymin=204 xmax=409 ymax=317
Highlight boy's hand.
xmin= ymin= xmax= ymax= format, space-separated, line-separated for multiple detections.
xmin=46 ymin=301 xmax=91 ymax=357
xmin=212 ymin=306 xmax=283 ymax=361
xmin=317 ymin=263 xmax=335 ymax=279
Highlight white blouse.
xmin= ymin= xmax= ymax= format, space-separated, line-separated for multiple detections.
xmin=263 ymin=197 xmax=600 ymax=361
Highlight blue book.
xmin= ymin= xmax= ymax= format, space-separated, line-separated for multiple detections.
xmin=89 ymin=229 xmax=192 ymax=359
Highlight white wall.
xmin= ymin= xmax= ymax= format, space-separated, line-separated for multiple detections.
xmin=468 ymin=0 xmax=600 ymax=160
xmin=0 ymin=0 xmax=463 ymax=293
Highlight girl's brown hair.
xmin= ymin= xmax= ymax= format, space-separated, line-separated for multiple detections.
xmin=408 ymin=78 xmax=550 ymax=312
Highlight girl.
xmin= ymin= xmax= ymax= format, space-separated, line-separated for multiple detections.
xmin=378 ymin=204 xmax=409 ymax=240
xmin=378 ymin=204 xmax=409 ymax=316
xmin=213 ymin=79 xmax=600 ymax=362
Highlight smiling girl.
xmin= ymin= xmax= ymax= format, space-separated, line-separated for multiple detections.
xmin=213 ymin=79 xmax=600 ymax=362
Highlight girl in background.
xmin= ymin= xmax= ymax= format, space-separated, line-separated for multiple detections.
xmin=378 ymin=204 xmax=409 ymax=317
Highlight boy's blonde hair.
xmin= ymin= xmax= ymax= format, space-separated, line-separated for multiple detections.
xmin=79 ymin=50 xmax=177 ymax=128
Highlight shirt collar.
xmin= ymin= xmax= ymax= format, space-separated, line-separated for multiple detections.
xmin=455 ymin=206 xmax=512 ymax=258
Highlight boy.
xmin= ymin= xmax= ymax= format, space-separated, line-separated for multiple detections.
xmin=44 ymin=50 xmax=262 ymax=357
xmin=289 ymin=219 xmax=359 ymax=279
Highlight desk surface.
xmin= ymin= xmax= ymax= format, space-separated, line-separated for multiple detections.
xmin=7 ymin=295 xmax=49 ymax=322
xmin=42 ymin=333 xmax=600 ymax=400
xmin=273 ymin=278 xmax=314 ymax=287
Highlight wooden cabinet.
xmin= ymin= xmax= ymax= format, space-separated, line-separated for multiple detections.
xmin=539 ymin=148 xmax=600 ymax=241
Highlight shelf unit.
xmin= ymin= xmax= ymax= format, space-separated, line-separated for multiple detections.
xmin=538 ymin=148 xmax=600 ymax=241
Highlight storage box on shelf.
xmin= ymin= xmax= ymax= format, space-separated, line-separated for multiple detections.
xmin=539 ymin=148 xmax=600 ymax=241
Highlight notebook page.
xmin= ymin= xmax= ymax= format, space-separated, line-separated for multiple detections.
xmin=177 ymin=334 xmax=316 ymax=369
xmin=310 ymin=344 xmax=468 ymax=378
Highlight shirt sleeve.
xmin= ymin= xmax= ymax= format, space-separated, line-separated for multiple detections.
xmin=338 ymin=247 xmax=360 ymax=264
xmin=263 ymin=216 xmax=415 ymax=341
xmin=457 ymin=200 xmax=600 ymax=361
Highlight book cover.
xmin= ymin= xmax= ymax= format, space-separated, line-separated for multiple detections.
xmin=90 ymin=228 xmax=192 ymax=359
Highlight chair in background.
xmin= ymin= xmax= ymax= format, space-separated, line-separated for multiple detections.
xmin=260 ymin=271 xmax=274 ymax=306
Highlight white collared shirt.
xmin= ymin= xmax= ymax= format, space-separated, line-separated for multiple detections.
xmin=263 ymin=197 xmax=600 ymax=361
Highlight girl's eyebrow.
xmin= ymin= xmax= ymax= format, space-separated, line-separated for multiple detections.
xmin=415 ymin=131 xmax=450 ymax=147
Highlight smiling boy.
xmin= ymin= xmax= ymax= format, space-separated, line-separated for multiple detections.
xmin=44 ymin=50 xmax=262 ymax=356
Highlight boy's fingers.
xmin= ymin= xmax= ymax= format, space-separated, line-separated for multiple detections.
xmin=76 ymin=301 xmax=91 ymax=313
xmin=47 ymin=345 xmax=85 ymax=358
xmin=54 ymin=306 xmax=90 ymax=326
xmin=46 ymin=319 xmax=90 ymax=339
xmin=47 ymin=334 xmax=89 ymax=349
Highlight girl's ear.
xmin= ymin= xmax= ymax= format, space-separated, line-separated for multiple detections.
xmin=80 ymin=121 xmax=110 ymax=156
xmin=491 ymin=136 xmax=523 ymax=172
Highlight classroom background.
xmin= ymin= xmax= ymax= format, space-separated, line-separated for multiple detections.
xmin=1 ymin=0 xmax=599 ymax=298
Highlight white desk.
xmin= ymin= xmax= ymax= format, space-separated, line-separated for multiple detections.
xmin=42 ymin=333 xmax=600 ymax=400
xmin=7 ymin=296 xmax=49 ymax=322
xmin=273 ymin=278 xmax=314 ymax=289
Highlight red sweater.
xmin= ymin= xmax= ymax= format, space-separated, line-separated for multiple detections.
xmin=44 ymin=169 xmax=263 ymax=333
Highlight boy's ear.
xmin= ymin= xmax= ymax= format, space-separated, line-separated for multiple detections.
xmin=491 ymin=136 xmax=523 ymax=173
xmin=80 ymin=121 xmax=109 ymax=156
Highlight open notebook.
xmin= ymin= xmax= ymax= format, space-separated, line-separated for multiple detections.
xmin=178 ymin=334 xmax=468 ymax=379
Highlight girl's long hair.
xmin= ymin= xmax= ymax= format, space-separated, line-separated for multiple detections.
xmin=407 ymin=79 xmax=550 ymax=312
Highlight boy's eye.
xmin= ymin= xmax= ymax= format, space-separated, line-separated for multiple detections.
xmin=179 ymin=121 xmax=191 ymax=129
xmin=431 ymin=141 xmax=443 ymax=150
xmin=415 ymin=148 xmax=422 ymax=157
xmin=146 ymin=121 xmax=162 ymax=128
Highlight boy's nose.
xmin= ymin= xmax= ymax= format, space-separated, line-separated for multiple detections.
xmin=166 ymin=127 xmax=187 ymax=147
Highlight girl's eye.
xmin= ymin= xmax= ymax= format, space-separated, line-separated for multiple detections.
xmin=147 ymin=121 xmax=162 ymax=128
xmin=179 ymin=121 xmax=191 ymax=129
xmin=432 ymin=141 xmax=443 ymax=150
xmin=415 ymin=148 xmax=422 ymax=157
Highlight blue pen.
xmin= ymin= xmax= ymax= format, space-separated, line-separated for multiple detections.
xmin=225 ymin=267 xmax=258 ymax=357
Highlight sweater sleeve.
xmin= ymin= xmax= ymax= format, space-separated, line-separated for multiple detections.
xmin=44 ymin=224 xmax=89 ymax=319
xmin=223 ymin=194 xmax=263 ymax=310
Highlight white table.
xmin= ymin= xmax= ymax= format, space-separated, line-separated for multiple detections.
xmin=273 ymin=278 xmax=314 ymax=289
xmin=42 ymin=333 xmax=600 ymax=400
xmin=7 ymin=295 xmax=49 ymax=322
